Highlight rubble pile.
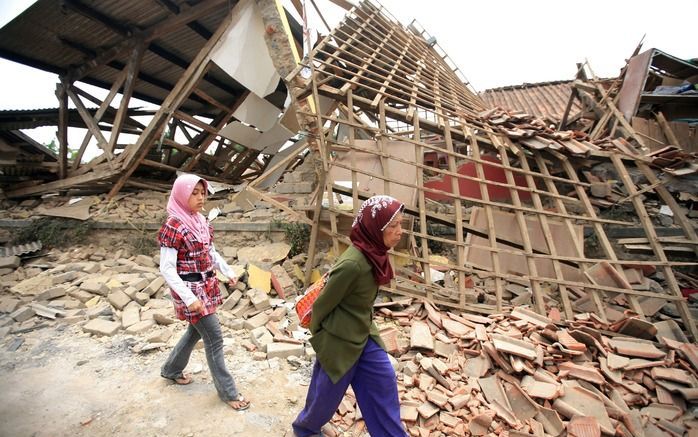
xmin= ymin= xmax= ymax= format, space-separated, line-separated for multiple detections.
xmin=2 ymin=236 xmax=698 ymax=436
xmin=366 ymin=299 xmax=698 ymax=436
xmin=0 ymin=243 xmax=312 ymax=354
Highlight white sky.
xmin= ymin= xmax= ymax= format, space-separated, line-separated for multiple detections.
xmin=0 ymin=0 xmax=694 ymax=147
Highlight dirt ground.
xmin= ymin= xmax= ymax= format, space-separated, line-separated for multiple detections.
xmin=0 ymin=320 xmax=313 ymax=437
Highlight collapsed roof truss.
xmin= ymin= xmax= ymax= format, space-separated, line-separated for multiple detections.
xmin=271 ymin=0 xmax=698 ymax=338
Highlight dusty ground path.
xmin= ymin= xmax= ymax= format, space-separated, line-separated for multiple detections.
xmin=0 ymin=322 xmax=312 ymax=437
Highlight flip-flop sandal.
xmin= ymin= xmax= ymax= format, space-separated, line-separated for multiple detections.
xmin=162 ymin=373 xmax=192 ymax=385
xmin=227 ymin=395 xmax=250 ymax=411
xmin=174 ymin=374 xmax=192 ymax=385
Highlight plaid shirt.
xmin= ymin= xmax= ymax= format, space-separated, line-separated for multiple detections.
xmin=158 ymin=216 xmax=222 ymax=324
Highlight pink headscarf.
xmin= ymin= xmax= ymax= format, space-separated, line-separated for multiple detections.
xmin=166 ymin=174 xmax=210 ymax=244
xmin=350 ymin=195 xmax=404 ymax=285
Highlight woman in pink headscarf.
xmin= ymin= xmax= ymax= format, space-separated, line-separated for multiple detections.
xmin=293 ymin=195 xmax=408 ymax=437
xmin=157 ymin=174 xmax=249 ymax=410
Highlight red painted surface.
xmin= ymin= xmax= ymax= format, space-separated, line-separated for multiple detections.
xmin=424 ymin=155 xmax=532 ymax=202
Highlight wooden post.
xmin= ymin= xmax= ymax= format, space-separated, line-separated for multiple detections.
xmin=56 ymin=81 xmax=69 ymax=179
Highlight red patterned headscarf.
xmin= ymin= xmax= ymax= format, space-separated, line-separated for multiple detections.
xmin=350 ymin=195 xmax=405 ymax=285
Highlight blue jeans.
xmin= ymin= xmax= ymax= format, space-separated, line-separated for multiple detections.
xmin=161 ymin=313 xmax=239 ymax=402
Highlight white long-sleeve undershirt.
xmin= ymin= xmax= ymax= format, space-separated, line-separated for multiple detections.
xmin=159 ymin=243 xmax=236 ymax=307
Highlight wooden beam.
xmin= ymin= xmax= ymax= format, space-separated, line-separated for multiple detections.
xmin=108 ymin=41 xmax=145 ymax=154
xmin=108 ymin=3 xmax=238 ymax=199
xmin=66 ymin=86 xmax=113 ymax=160
xmin=655 ymin=112 xmax=681 ymax=147
xmin=6 ymin=164 xmax=120 ymax=198
xmin=56 ymin=82 xmax=69 ymax=179
xmin=72 ymin=71 xmax=126 ymax=169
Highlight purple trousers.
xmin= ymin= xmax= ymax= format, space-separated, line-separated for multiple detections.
xmin=293 ymin=338 xmax=407 ymax=437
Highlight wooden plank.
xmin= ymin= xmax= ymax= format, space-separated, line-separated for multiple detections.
xmin=107 ymin=41 xmax=145 ymax=154
xmin=66 ymin=86 xmax=113 ymax=160
xmin=6 ymin=164 xmax=120 ymax=197
xmin=57 ymin=82 xmax=69 ymax=179
xmin=73 ymin=71 xmax=126 ymax=169
xmin=413 ymin=107 xmax=432 ymax=290
xmin=436 ymin=76 xmax=466 ymax=308
xmin=655 ymin=112 xmax=680 ymax=147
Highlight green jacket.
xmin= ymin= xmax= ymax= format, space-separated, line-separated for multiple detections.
xmin=309 ymin=245 xmax=386 ymax=383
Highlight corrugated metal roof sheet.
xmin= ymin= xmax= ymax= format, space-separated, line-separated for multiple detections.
xmin=0 ymin=241 xmax=43 ymax=257
xmin=479 ymin=80 xmax=580 ymax=124
xmin=0 ymin=0 xmax=244 ymax=115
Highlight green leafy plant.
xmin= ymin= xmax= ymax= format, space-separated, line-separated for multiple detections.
xmin=279 ymin=221 xmax=311 ymax=257
xmin=13 ymin=217 xmax=91 ymax=248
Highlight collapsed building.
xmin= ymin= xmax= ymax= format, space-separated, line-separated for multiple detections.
xmin=1 ymin=0 xmax=698 ymax=435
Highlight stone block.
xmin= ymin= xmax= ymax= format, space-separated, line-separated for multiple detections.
xmin=133 ymin=292 xmax=150 ymax=306
xmin=125 ymin=319 xmax=156 ymax=334
xmin=0 ymin=298 xmax=20 ymax=313
xmin=266 ymin=342 xmax=304 ymax=359
xmin=128 ymin=277 xmax=150 ymax=292
xmin=123 ymin=286 xmax=138 ymax=299
xmin=80 ymin=278 xmax=109 ymax=296
xmin=230 ymin=298 xmax=251 ymax=318
xmin=293 ymin=182 xmax=314 ymax=194
xmin=10 ymin=306 xmax=35 ymax=322
xmin=108 ymin=290 xmax=132 ymax=310
xmin=145 ymin=277 xmax=166 ymax=296
xmin=83 ymin=319 xmax=121 ymax=336
xmin=590 ymin=182 xmax=612 ymax=198
xmin=52 ymin=271 xmax=78 ymax=284
xmin=81 ymin=262 xmax=100 ymax=274
xmin=221 ymin=289 xmax=242 ymax=311
xmin=86 ymin=303 xmax=113 ymax=319
xmin=0 ymin=256 xmax=20 ymax=269
xmin=69 ymin=289 xmax=95 ymax=303
xmin=269 ymin=306 xmax=287 ymax=322
xmin=36 ymin=286 xmax=67 ymax=301
xmin=275 ymin=183 xmax=295 ymax=194
xmin=121 ymin=305 xmax=141 ymax=328
xmin=134 ymin=254 xmax=155 ymax=268
xmin=153 ymin=312 xmax=176 ymax=326
xmin=250 ymin=326 xmax=274 ymax=349
xmin=243 ymin=312 xmax=270 ymax=330
xmin=249 ymin=288 xmax=271 ymax=311
xmin=141 ymin=308 xmax=170 ymax=321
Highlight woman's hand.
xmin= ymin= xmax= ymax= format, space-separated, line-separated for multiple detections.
xmin=224 ymin=275 xmax=238 ymax=286
xmin=187 ymin=299 xmax=204 ymax=314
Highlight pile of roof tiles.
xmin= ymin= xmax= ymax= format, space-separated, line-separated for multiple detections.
xmin=329 ymin=300 xmax=698 ymax=436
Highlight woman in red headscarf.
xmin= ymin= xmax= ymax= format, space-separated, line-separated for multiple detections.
xmin=293 ymin=195 xmax=408 ymax=437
